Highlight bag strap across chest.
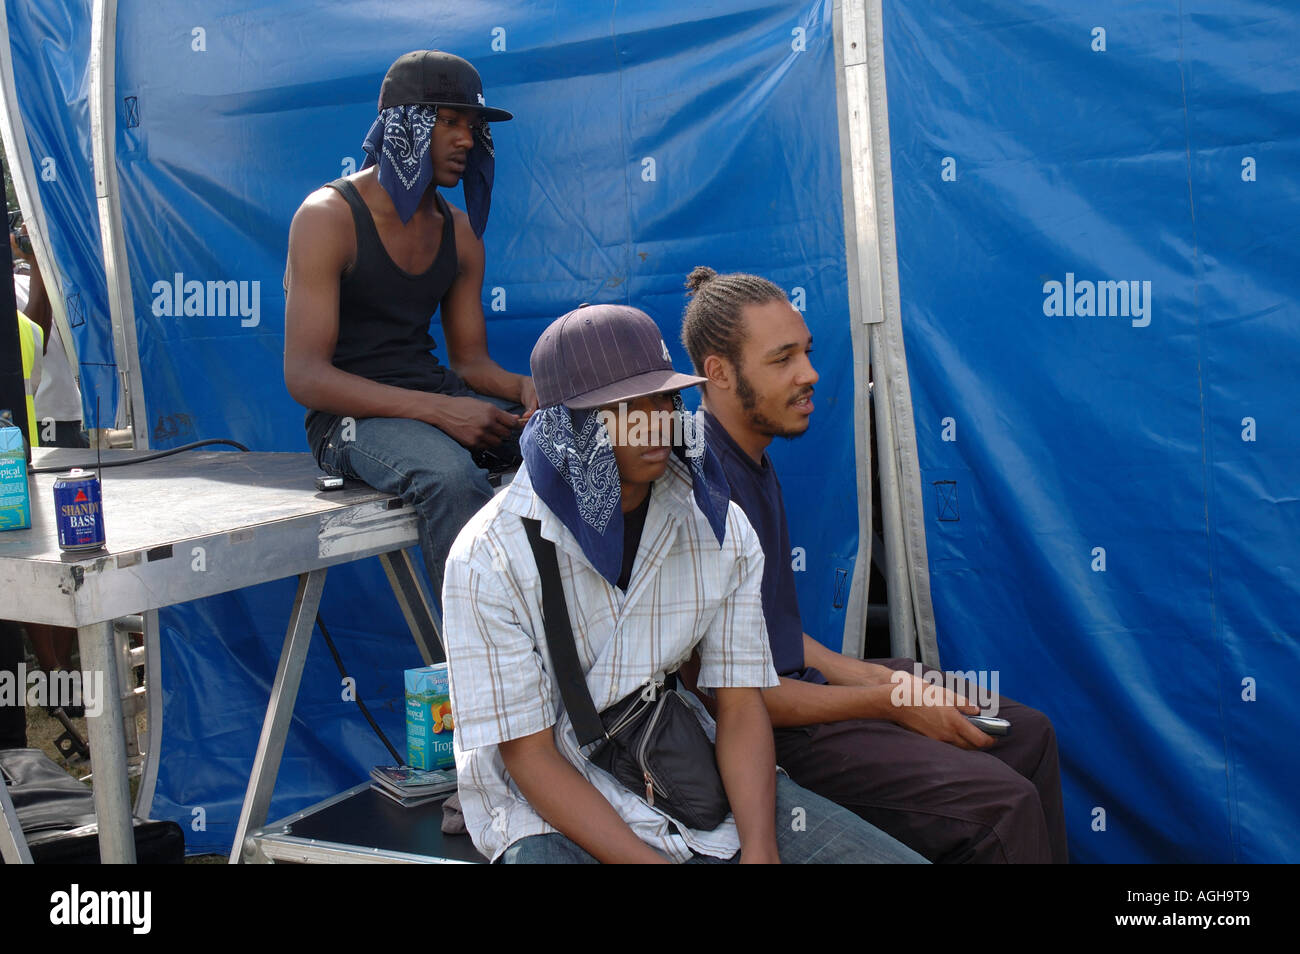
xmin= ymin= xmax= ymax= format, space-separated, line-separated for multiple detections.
xmin=522 ymin=517 xmax=608 ymax=747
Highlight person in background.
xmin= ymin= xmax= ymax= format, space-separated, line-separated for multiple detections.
xmin=11 ymin=228 xmax=86 ymax=449
xmin=9 ymin=226 xmax=83 ymax=714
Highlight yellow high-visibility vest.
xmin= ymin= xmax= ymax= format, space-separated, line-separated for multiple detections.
xmin=17 ymin=310 xmax=43 ymax=447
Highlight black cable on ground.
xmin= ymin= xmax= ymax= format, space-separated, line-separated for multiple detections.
xmin=315 ymin=613 xmax=405 ymax=766
xmin=29 ymin=438 xmax=251 ymax=474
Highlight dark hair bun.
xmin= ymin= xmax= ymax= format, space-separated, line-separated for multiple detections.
xmin=685 ymin=266 xmax=718 ymax=296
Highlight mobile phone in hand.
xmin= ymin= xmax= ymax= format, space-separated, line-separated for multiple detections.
xmin=967 ymin=714 xmax=1011 ymax=737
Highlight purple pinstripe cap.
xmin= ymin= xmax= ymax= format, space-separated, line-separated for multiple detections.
xmin=530 ymin=304 xmax=706 ymax=410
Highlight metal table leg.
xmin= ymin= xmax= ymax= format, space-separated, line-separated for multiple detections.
xmin=134 ymin=609 xmax=163 ymax=816
xmin=78 ymin=619 xmax=136 ymax=863
xmin=379 ymin=548 xmax=445 ymax=664
xmin=229 ymin=568 xmax=327 ymax=863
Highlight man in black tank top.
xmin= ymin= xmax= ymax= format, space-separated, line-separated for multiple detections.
xmin=284 ymin=51 xmax=536 ymax=610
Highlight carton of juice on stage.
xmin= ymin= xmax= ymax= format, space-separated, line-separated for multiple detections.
xmin=0 ymin=413 xmax=31 ymax=531
xmin=405 ymin=663 xmax=454 ymax=770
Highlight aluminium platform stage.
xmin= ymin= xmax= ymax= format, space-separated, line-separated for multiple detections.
xmin=0 ymin=447 xmax=442 ymax=863
xmin=244 ymin=783 xmax=486 ymax=864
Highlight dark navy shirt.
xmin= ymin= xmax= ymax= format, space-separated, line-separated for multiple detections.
xmin=703 ymin=410 xmax=826 ymax=684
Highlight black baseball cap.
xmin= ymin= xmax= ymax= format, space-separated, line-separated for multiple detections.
xmin=378 ymin=50 xmax=513 ymax=122
xmin=531 ymin=304 xmax=706 ymax=410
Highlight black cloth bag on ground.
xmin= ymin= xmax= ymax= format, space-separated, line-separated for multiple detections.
xmin=522 ymin=518 xmax=730 ymax=832
xmin=1 ymin=747 xmax=184 ymax=864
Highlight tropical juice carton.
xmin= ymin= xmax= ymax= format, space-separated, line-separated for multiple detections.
xmin=405 ymin=663 xmax=454 ymax=770
xmin=0 ymin=412 xmax=31 ymax=532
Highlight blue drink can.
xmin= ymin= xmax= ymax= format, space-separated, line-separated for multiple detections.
xmin=53 ymin=468 xmax=106 ymax=551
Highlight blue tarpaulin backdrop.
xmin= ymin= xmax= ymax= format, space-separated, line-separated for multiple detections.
xmin=6 ymin=0 xmax=1295 ymax=861
xmin=884 ymin=0 xmax=1299 ymax=862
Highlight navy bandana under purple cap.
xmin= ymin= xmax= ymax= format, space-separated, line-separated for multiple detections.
xmin=361 ymin=103 xmax=497 ymax=237
xmin=521 ymin=395 xmax=731 ymax=586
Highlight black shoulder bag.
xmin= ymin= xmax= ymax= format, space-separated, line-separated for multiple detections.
xmin=522 ymin=517 xmax=731 ymax=832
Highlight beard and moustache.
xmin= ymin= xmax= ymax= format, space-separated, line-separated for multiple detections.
xmin=735 ymin=367 xmax=813 ymax=440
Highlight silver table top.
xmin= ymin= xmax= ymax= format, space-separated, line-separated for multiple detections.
xmin=0 ymin=448 xmax=416 ymax=626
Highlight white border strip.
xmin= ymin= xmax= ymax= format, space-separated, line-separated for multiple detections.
xmin=832 ymin=0 xmax=874 ymax=658
xmin=863 ymin=0 xmax=938 ymax=665
xmin=90 ymin=0 xmax=148 ymax=445
xmin=834 ymin=0 xmax=939 ymax=665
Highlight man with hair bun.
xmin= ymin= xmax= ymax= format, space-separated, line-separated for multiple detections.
xmin=681 ymin=265 xmax=1068 ymax=864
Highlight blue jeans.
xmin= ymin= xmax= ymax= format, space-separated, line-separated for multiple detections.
xmin=496 ymin=774 xmax=928 ymax=864
xmin=316 ymin=394 xmax=522 ymax=610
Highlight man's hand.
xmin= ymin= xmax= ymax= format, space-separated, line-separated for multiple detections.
xmin=797 ymin=635 xmax=994 ymax=749
xmin=888 ymin=671 xmax=994 ymax=750
xmin=9 ymin=231 xmax=32 ymax=265
xmin=428 ymin=395 xmax=519 ymax=450
xmin=498 ymin=727 xmax=669 ymax=864
xmin=757 ymin=660 xmax=995 ymax=750
xmin=518 ymin=375 xmax=539 ymax=420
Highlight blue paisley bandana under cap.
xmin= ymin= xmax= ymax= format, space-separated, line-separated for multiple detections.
xmin=360 ymin=103 xmax=497 ymax=236
xmin=521 ymin=395 xmax=731 ymax=586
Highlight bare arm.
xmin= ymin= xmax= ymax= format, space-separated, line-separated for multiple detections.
xmin=802 ymin=632 xmax=896 ymax=686
xmin=441 ymin=211 xmax=538 ymax=418
xmin=11 ymin=234 xmax=51 ymax=349
xmin=282 ymin=190 xmax=519 ymax=447
xmin=498 ymin=728 xmax=668 ymax=864
xmin=713 ymin=687 xmax=780 ymax=863
xmin=758 ymin=635 xmax=896 ymax=727
xmin=758 ymin=634 xmax=993 ymax=749
xmin=761 ymin=676 xmax=897 ymax=727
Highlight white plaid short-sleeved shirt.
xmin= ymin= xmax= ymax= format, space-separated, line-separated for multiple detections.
xmin=442 ymin=455 xmax=779 ymax=862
